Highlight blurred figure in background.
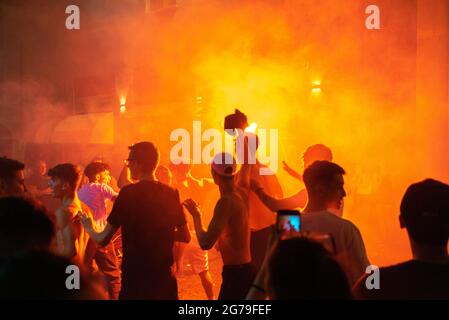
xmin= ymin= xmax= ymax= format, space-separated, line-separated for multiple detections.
xmin=170 ymin=160 xmax=215 ymax=300
xmin=0 ymin=157 xmax=27 ymax=197
xmin=253 ymin=144 xmax=334 ymax=213
xmin=78 ymin=161 xmax=121 ymax=300
xmin=27 ymin=160 xmax=59 ymax=212
xmin=27 ymin=160 xmax=51 ymax=197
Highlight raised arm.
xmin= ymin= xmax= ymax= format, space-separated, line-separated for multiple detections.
xmin=80 ymin=213 xmax=118 ymax=247
xmin=117 ymin=164 xmax=133 ymax=189
xmin=183 ymin=197 xmax=232 ymax=250
xmin=253 ymin=184 xmax=307 ymax=212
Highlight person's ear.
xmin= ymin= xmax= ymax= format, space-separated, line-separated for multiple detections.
xmin=95 ymin=173 xmax=101 ymax=182
xmin=61 ymin=182 xmax=69 ymax=191
xmin=399 ymin=216 xmax=405 ymax=229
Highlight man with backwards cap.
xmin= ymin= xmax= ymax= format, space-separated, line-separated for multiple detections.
xmin=183 ymin=152 xmax=255 ymax=300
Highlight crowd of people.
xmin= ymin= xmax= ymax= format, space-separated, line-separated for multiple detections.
xmin=0 ymin=110 xmax=448 ymax=300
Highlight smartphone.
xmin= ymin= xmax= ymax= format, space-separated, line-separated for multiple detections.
xmin=276 ymin=210 xmax=301 ymax=238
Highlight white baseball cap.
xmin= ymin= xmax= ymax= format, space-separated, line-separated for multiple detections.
xmin=211 ymin=152 xmax=238 ymax=177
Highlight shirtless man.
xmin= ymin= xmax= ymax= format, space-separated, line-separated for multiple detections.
xmin=183 ymin=152 xmax=254 ymax=300
xmin=48 ymin=163 xmax=93 ymax=265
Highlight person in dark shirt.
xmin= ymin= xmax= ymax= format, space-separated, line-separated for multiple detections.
xmin=80 ymin=141 xmax=191 ymax=300
xmin=353 ymin=179 xmax=449 ymax=299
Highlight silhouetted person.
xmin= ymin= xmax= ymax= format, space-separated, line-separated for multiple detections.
xmin=255 ymin=161 xmax=370 ymax=285
xmin=80 ymin=142 xmax=190 ymax=300
xmin=27 ymin=160 xmax=58 ymax=212
xmin=249 ymin=237 xmax=351 ymax=300
xmin=0 ymin=250 xmax=106 ymax=300
xmin=170 ymin=160 xmax=215 ymax=300
xmin=0 ymin=196 xmax=55 ymax=262
xmin=183 ymin=152 xmax=254 ymax=300
xmin=27 ymin=160 xmax=51 ymax=197
xmin=48 ymin=163 xmax=94 ymax=265
xmin=236 ymin=134 xmax=284 ymax=273
xmin=353 ymin=179 xmax=449 ymax=299
xmin=256 ymin=144 xmax=333 ymax=212
xmin=0 ymin=157 xmax=27 ymax=197
xmin=283 ymin=144 xmax=333 ymax=182
xmin=78 ymin=161 xmax=121 ymax=300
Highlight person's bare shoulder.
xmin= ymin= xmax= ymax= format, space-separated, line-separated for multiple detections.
xmin=55 ymin=206 xmax=73 ymax=229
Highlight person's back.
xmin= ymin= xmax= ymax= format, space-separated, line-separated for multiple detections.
xmin=55 ymin=200 xmax=92 ymax=265
xmin=78 ymin=182 xmax=116 ymax=229
xmin=108 ymin=180 xmax=186 ymax=299
xmin=218 ymin=187 xmax=251 ymax=266
xmin=301 ymin=210 xmax=369 ymax=284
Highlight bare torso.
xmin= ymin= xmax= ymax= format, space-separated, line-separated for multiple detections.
xmin=217 ymin=188 xmax=251 ymax=266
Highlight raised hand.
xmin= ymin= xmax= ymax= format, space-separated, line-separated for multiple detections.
xmin=182 ymin=198 xmax=201 ymax=217
xmin=78 ymin=211 xmax=94 ymax=231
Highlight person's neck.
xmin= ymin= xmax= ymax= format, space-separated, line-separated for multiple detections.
xmin=61 ymin=192 xmax=79 ymax=208
xmin=303 ymin=199 xmax=327 ymax=214
xmin=139 ymin=172 xmax=156 ymax=182
xmin=219 ymin=181 xmax=235 ymax=196
xmin=410 ymin=241 xmax=449 ymax=264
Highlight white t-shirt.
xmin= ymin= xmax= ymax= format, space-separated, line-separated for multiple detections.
xmin=301 ymin=210 xmax=370 ymax=285
xmin=78 ymin=182 xmax=118 ymax=231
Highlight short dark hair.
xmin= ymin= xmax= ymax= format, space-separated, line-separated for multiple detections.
xmin=0 ymin=196 xmax=55 ymax=258
xmin=84 ymin=162 xmax=110 ymax=182
xmin=400 ymin=179 xmax=449 ymax=246
xmin=128 ymin=141 xmax=160 ymax=172
xmin=47 ymin=163 xmax=82 ymax=190
xmin=267 ymin=237 xmax=351 ymax=299
xmin=303 ymin=161 xmax=345 ymax=193
xmin=0 ymin=157 xmax=25 ymax=181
